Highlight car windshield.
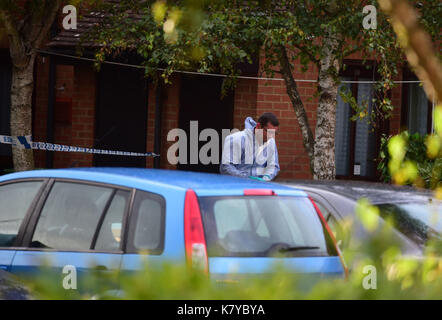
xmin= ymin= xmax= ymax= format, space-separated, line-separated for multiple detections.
xmin=198 ymin=196 xmax=335 ymax=257
xmin=377 ymin=201 xmax=442 ymax=246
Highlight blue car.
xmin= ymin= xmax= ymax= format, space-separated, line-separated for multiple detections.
xmin=0 ymin=168 xmax=345 ymax=284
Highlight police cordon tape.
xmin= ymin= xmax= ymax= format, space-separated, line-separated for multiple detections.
xmin=0 ymin=135 xmax=160 ymax=157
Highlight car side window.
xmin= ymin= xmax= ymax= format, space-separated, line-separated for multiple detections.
xmin=312 ymin=199 xmax=342 ymax=243
xmin=94 ymin=190 xmax=130 ymax=252
xmin=0 ymin=181 xmax=43 ymax=247
xmin=315 ymin=201 xmax=348 ymax=248
xmin=326 ymin=215 xmax=339 ymax=238
xmin=314 ymin=200 xmax=331 ymax=220
xmin=127 ymin=190 xmax=165 ymax=254
xmin=30 ymin=182 xmax=114 ymax=251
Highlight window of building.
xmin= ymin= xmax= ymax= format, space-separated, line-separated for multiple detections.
xmin=335 ymin=62 xmax=385 ymax=180
xmin=401 ymin=68 xmax=434 ymax=135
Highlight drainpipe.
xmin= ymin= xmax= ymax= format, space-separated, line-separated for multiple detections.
xmin=46 ymin=57 xmax=56 ymax=169
xmin=154 ymin=80 xmax=163 ymax=169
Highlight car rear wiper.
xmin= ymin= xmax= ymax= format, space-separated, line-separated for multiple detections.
xmin=278 ymin=246 xmax=320 ymax=252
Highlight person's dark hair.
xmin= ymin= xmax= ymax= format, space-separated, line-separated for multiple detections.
xmin=258 ymin=112 xmax=279 ymax=127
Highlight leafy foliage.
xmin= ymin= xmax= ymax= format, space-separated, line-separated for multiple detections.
xmin=378 ymin=131 xmax=442 ymax=189
xmin=85 ymin=0 xmax=440 ymax=111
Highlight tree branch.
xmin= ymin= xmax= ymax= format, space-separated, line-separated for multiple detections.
xmin=277 ymin=45 xmax=315 ymax=174
xmin=29 ymin=0 xmax=62 ymax=49
xmin=292 ymin=43 xmax=320 ymax=67
xmin=0 ymin=9 xmax=28 ymax=66
xmin=0 ymin=9 xmax=21 ymax=44
xmin=342 ymin=44 xmax=362 ymax=58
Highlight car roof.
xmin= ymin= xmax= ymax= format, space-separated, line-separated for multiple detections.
xmin=279 ymin=179 xmax=435 ymax=204
xmin=0 ymin=168 xmax=307 ymax=197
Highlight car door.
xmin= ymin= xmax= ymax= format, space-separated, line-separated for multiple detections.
xmin=0 ymin=179 xmax=45 ymax=271
xmin=10 ymin=180 xmax=132 ymax=286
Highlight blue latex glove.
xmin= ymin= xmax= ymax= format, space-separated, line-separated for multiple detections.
xmin=248 ymin=176 xmax=265 ymax=181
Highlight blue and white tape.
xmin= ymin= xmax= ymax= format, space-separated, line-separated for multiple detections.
xmin=0 ymin=135 xmax=159 ymax=157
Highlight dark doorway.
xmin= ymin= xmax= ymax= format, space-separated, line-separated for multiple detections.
xmin=178 ymin=75 xmax=234 ymax=173
xmin=335 ymin=61 xmax=388 ymax=181
xmin=94 ymin=64 xmax=148 ymax=167
xmin=0 ymin=51 xmax=12 ymax=174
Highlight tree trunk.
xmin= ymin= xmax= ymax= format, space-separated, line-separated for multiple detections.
xmin=278 ymin=46 xmax=315 ymax=175
xmin=1 ymin=0 xmax=62 ymax=172
xmin=314 ymin=32 xmax=340 ymax=180
xmin=10 ymin=54 xmax=36 ymax=171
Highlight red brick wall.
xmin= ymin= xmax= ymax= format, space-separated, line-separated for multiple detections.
xmin=69 ymin=64 xmax=95 ymax=167
xmin=53 ymin=65 xmax=74 ymax=168
xmin=390 ymin=68 xmax=403 ymax=134
xmin=145 ymin=82 xmax=156 ymax=169
xmin=34 ymin=62 xmax=95 ymax=169
xmin=233 ymin=79 xmax=258 ymax=129
xmin=254 ymin=59 xmax=319 ymax=180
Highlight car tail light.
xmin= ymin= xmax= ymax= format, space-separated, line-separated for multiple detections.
xmin=309 ymin=196 xmax=349 ymax=278
xmin=184 ymin=189 xmax=208 ymax=273
xmin=244 ymin=189 xmax=276 ymax=196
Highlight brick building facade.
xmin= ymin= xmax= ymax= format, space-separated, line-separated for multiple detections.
xmin=0 ymin=11 xmax=436 ymax=181
xmin=27 ymin=53 xmax=423 ymax=180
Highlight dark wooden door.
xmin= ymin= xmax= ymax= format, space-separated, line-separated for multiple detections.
xmin=94 ymin=65 xmax=148 ymax=167
xmin=178 ymin=75 xmax=234 ymax=173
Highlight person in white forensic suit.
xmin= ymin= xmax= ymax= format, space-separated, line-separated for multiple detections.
xmin=220 ymin=112 xmax=280 ymax=181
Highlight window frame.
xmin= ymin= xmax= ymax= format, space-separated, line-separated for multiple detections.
xmin=0 ymin=178 xmax=49 ymax=250
xmin=124 ymin=189 xmax=166 ymax=255
xmin=400 ymin=67 xmax=433 ymax=135
xmin=336 ymin=60 xmax=388 ymax=181
xmin=20 ymin=178 xmax=135 ymax=254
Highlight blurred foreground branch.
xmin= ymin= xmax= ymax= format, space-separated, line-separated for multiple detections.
xmin=378 ymin=0 xmax=442 ymax=102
